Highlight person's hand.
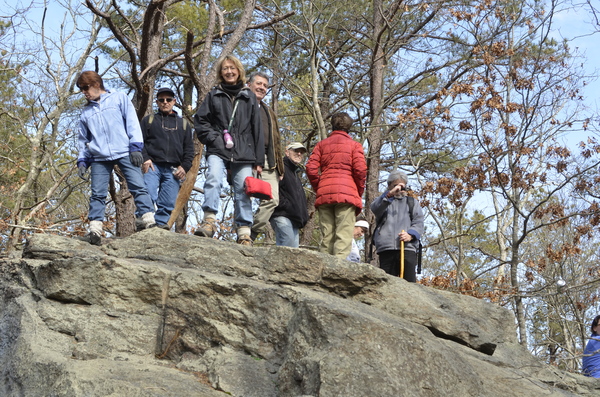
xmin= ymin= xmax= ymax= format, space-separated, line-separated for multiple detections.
xmin=254 ymin=165 xmax=263 ymax=175
xmin=399 ymin=231 xmax=413 ymax=242
xmin=130 ymin=151 xmax=143 ymax=167
xmin=142 ymin=160 xmax=154 ymax=174
xmin=78 ymin=164 xmax=88 ymax=180
xmin=173 ymin=165 xmax=186 ymax=180
xmin=387 ymin=183 xmax=405 ymax=198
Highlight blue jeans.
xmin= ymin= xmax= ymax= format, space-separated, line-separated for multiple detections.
xmin=270 ymin=216 xmax=299 ymax=248
xmin=141 ymin=164 xmax=180 ymax=226
xmin=89 ymin=156 xmax=154 ymax=221
xmin=202 ymin=154 xmax=253 ymax=227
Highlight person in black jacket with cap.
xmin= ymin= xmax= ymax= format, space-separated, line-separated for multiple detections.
xmin=270 ymin=142 xmax=309 ymax=247
xmin=138 ymin=87 xmax=194 ymax=229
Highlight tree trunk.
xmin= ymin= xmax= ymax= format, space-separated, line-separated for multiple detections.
xmin=300 ymin=191 xmax=318 ymax=249
xmin=364 ymin=0 xmax=387 ymax=262
xmin=110 ymin=168 xmax=136 ymax=237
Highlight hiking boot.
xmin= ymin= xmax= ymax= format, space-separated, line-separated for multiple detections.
xmin=237 ymin=235 xmax=253 ymax=247
xmin=141 ymin=212 xmax=157 ymax=230
xmin=78 ymin=231 xmax=101 ymax=246
xmin=81 ymin=220 xmax=103 ymax=245
xmin=194 ymin=219 xmax=217 ymax=238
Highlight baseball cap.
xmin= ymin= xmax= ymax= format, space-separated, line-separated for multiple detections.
xmin=156 ymin=87 xmax=175 ymax=97
xmin=355 ymin=220 xmax=369 ymax=230
xmin=286 ymin=142 xmax=307 ymax=152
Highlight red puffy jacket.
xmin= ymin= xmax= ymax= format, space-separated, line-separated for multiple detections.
xmin=306 ymin=130 xmax=367 ymax=212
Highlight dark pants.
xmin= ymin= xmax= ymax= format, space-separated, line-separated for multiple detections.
xmin=379 ymin=250 xmax=417 ymax=282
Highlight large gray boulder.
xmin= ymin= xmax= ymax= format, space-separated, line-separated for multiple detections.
xmin=0 ymin=229 xmax=598 ymax=396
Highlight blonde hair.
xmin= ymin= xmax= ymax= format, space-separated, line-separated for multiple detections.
xmin=216 ymin=55 xmax=246 ymax=84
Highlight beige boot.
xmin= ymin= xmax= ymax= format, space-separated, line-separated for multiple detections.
xmin=236 ymin=226 xmax=253 ymax=246
xmin=194 ymin=213 xmax=218 ymax=238
xmin=141 ymin=212 xmax=157 ymax=229
xmin=85 ymin=220 xmax=103 ymax=245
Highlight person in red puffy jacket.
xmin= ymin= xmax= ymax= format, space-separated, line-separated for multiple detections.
xmin=306 ymin=112 xmax=367 ymax=258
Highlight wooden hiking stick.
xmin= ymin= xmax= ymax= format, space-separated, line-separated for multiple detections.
xmin=167 ymin=143 xmax=203 ymax=229
xmin=400 ymin=230 xmax=405 ymax=278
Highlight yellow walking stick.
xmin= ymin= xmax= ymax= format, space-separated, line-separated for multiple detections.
xmin=400 ymin=230 xmax=405 ymax=278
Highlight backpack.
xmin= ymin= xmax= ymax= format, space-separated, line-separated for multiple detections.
xmin=369 ymin=195 xmax=423 ymax=274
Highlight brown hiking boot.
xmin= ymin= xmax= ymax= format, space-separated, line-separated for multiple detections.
xmin=237 ymin=235 xmax=253 ymax=246
xmin=194 ymin=219 xmax=217 ymax=238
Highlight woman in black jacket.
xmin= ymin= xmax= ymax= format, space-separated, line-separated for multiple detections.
xmin=193 ymin=55 xmax=264 ymax=245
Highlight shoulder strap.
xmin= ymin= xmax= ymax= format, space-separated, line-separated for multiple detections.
xmin=227 ymin=99 xmax=240 ymax=132
xmin=406 ymin=196 xmax=423 ymax=274
xmin=142 ymin=114 xmax=154 ymax=133
xmin=367 ymin=201 xmax=389 ymax=262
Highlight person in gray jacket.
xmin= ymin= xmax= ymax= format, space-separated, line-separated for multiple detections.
xmin=371 ymin=170 xmax=424 ymax=282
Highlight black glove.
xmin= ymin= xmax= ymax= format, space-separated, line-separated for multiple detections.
xmin=78 ymin=164 xmax=88 ymax=180
xmin=130 ymin=151 xmax=143 ymax=167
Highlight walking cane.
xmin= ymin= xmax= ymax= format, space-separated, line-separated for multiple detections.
xmin=399 ymin=230 xmax=405 ymax=278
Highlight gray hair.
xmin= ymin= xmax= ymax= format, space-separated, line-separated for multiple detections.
xmin=387 ymin=170 xmax=408 ymax=186
xmin=248 ymin=71 xmax=270 ymax=84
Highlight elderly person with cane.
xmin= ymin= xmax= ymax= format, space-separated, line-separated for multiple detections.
xmin=370 ymin=170 xmax=424 ymax=282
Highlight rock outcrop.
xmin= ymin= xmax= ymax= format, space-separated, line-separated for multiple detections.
xmin=0 ymin=229 xmax=598 ymax=396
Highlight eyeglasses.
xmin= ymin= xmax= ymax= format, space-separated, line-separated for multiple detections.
xmin=157 ymin=97 xmax=174 ymax=103
xmin=162 ymin=118 xmax=177 ymax=132
xmin=78 ymin=85 xmax=91 ymax=91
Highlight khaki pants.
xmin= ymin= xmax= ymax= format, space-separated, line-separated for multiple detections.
xmin=251 ymin=167 xmax=280 ymax=234
xmin=317 ymin=203 xmax=356 ymax=258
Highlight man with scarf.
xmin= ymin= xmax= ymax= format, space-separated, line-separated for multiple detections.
xmin=269 ymin=142 xmax=309 ymax=247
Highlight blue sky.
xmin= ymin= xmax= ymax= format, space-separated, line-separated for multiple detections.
xmin=553 ymin=5 xmax=600 ymax=110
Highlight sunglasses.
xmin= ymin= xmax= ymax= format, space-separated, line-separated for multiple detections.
xmin=78 ymin=85 xmax=91 ymax=91
xmin=157 ymin=97 xmax=174 ymax=103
